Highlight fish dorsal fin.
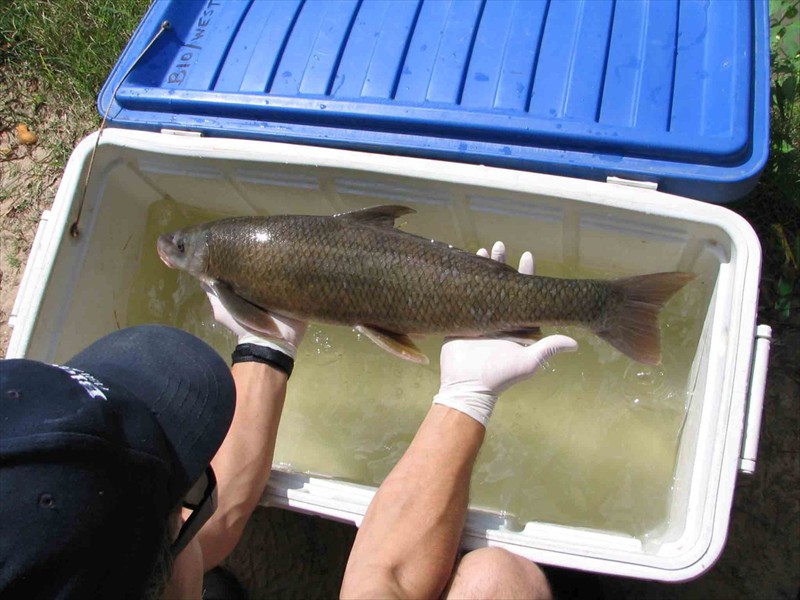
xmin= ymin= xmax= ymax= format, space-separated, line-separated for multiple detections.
xmin=334 ymin=205 xmax=416 ymax=228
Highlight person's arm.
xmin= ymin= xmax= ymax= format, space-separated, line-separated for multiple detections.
xmin=197 ymin=361 xmax=288 ymax=570
xmin=342 ymin=405 xmax=484 ymax=598
xmin=191 ymin=294 xmax=307 ymax=572
xmin=165 ymin=291 xmax=305 ymax=597
xmin=341 ymin=243 xmax=577 ymax=599
xmin=165 ymin=360 xmax=289 ymax=598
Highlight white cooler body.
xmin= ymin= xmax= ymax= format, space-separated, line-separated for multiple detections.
xmin=6 ymin=128 xmax=768 ymax=581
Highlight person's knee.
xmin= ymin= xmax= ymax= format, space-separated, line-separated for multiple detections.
xmin=444 ymin=547 xmax=551 ymax=599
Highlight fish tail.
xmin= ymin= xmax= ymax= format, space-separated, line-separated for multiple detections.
xmin=595 ymin=272 xmax=695 ymax=365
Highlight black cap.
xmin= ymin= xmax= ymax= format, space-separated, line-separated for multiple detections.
xmin=0 ymin=325 xmax=235 ymax=599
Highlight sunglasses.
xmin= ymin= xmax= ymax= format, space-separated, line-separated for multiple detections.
xmin=171 ymin=465 xmax=218 ymax=556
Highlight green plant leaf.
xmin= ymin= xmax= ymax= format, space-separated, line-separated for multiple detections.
xmin=794 ymin=237 xmax=800 ymax=265
xmin=776 ymin=277 xmax=794 ymax=318
xmin=783 ymin=76 xmax=797 ymax=102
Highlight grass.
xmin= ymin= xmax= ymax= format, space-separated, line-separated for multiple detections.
xmin=0 ymin=0 xmax=147 ymax=300
xmin=0 ymin=0 xmax=147 ymax=105
xmin=0 ymin=0 xmax=148 ymax=172
xmin=0 ymin=0 xmax=798 ymax=323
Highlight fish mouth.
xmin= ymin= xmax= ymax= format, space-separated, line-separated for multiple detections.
xmin=156 ymin=235 xmax=177 ymax=269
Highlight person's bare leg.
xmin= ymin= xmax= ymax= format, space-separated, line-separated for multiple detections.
xmin=444 ymin=547 xmax=552 ymax=599
xmin=341 ymin=405 xmax=484 ymax=599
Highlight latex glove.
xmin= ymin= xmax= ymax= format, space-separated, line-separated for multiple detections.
xmin=204 ymin=289 xmax=307 ymax=359
xmin=433 ymin=242 xmax=579 ymax=427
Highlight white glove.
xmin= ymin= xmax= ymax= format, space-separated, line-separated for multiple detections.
xmin=205 ymin=289 xmax=307 ymax=359
xmin=433 ymin=242 xmax=578 ymax=428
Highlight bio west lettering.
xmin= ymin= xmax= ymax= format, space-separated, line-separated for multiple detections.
xmin=167 ymin=0 xmax=220 ymax=85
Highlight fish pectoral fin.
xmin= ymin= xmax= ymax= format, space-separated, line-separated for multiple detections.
xmin=208 ymin=281 xmax=282 ymax=338
xmin=355 ymin=325 xmax=429 ymax=365
xmin=334 ymin=205 xmax=416 ymax=229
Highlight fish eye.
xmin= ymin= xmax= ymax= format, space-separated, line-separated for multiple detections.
xmin=177 ymin=239 xmax=185 ymax=253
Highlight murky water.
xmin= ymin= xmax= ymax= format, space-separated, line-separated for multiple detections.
xmin=128 ymin=198 xmax=705 ymax=539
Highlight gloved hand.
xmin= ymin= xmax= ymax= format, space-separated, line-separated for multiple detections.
xmin=205 ymin=288 xmax=307 ymax=359
xmin=433 ymin=242 xmax=579 ymax=428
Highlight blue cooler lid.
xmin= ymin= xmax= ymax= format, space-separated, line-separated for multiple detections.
xmin=99 ymin=0 xmax=770 ymax=204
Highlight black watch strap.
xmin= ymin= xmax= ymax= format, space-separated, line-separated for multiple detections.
xmin=231 ymin=343 xmax=294 ymax=378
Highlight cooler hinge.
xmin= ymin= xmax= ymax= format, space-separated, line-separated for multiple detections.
xmin=160 ymin=128 xmax=203 ymax=137
xmin=606 ymin=176 xmax=658 ymax=191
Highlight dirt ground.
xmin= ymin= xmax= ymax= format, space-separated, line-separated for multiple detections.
xmin=0 ymin=138 xmax=50 ymax=353
xmin=1 ymin=81 xmax=797 ymax=600
xmin=0 ymin=78 xmax=96 ymax=352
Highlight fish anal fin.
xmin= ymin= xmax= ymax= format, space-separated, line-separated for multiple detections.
xmin=208 ymin=280 xmax=282 ymax=338
xmin=597 ymin=271 xmax=695 ymax=364
xmin=335 ymin=205 xmax=416 ymax=228
xmin=490 ymin=327 xmax=544 ymax=345
xmin=355 ymin=325 xmax=429 ymax=365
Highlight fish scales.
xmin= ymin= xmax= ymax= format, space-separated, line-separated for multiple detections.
xmin=203 ymin=215 xmax=610 ymax=334
xmin=157 ymin=205 xmax=694 ymax=364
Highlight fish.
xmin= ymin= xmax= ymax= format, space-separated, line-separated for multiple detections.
xmin=157 ymin=205 xmax=694 ymax=365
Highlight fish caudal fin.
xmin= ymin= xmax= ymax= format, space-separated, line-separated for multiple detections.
xmin=596 ymin=272 xmax=695 ymax=365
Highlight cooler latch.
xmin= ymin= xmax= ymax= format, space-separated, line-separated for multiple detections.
xmin=606 ymin=176 xmax=658 ymax=191
xmin=739 ymin=324 xmax=773 ymax=474
xmin=160 ymin=128 xmax=203 ymax=137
